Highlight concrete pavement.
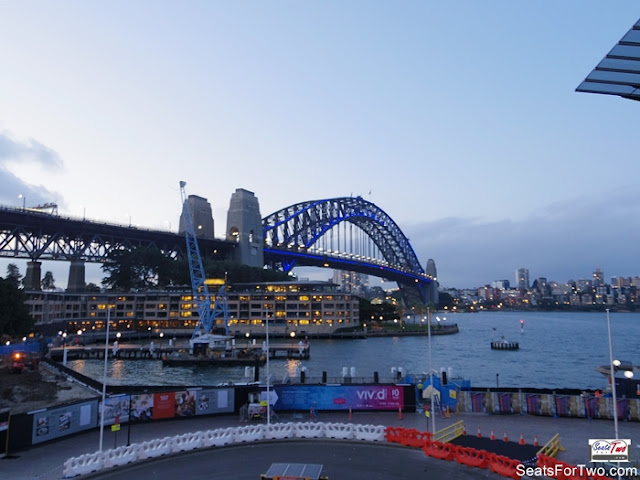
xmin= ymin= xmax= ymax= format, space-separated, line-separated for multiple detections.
xmin=2 ymin=409 xmax=638 ymax=480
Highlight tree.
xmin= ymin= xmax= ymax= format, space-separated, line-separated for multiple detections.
xmin=0 ymin=277 xmax=34 ymax=336
xmin=41 ymin=271 xmax=56 ymax=290
xmin=102 ymin=247 xmax=173 ymax=291
xmin=5 ymin=263 xmax=22 ymax=289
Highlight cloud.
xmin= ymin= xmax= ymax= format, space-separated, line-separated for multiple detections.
xmin=0 ymin=129 xmax=64 ymax=207
xmin=404 ymin=187 xmax=640 ymax=288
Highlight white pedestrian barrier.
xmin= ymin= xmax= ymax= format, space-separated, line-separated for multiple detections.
xmin=295 ymin=421 xmax=324 ymax=438
xmin=138 ymin=436 xmax=174 ymax=460
xmin=172 ymin=431 xmax=204 ymax=453
xmin=353 ymin=424 xmax=386 ymax=442
xmin=324 ymin=422 xmax=354 ymax=439
xmin=265 ymin=422 xmax=295 ymax=439
xmin=202 ymin=427 xmax=234 ymax=447
xmin=233 ymin=424 xmax=265 ymax=443
xmin=63 ymin=451 xmax=104 ymax=478
xmin=62 ymin=422 xmax=387 ymax=478
xmin=103 ymin=445 xmax=139 ymax=468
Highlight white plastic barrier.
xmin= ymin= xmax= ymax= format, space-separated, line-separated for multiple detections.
xmin=62 ymin=422 xmax=389 ymax=478
xmin=265 ymin=422 xmax=295 ymax=440
xmin=295 ymin=422 xmax=324 ymax=438
xmin=324 ymin=422 xmax=354 ymax=440
xmin=103 ymin=445 xmax=139 ymax=468
xmin=353 ymin=424 xmax=386 ymax=442
xmin=63 ymin=451 xmax=104 ymax=478
xmin=138 ymin=436 xmax=174 ymax=460
xmin=172 ymin=431 xmax=204 ymax=453
xmin=202 ymin=427 xmax=235 ymax=447
xmin=233 ymin=424 xmax=265 ymax=443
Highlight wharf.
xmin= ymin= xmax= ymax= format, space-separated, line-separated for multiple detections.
xmin=49 ymin=341 xmax=310 ymax=362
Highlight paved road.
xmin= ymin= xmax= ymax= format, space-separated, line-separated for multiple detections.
xmin=85 ymin=441 xmax=505 ymax=480
xmin=1 ymin=410 xmax=639 ymax=480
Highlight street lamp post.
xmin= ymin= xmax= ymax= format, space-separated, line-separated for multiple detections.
xmin=427 ymin=307 xmax=435 ymax=434
xmin=265 ymin=307 xmax=271 ymax=425
xmin=99 ymin=308 xmax=111 ymax=452
xmin=606 ymin=309 xmax=619 ymax=441
xmin=62 ymin=332 xmax=68 ymax=366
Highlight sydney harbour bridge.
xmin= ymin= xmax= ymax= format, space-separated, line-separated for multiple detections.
xmin=0 ymin=193 xmax=436 ymax=304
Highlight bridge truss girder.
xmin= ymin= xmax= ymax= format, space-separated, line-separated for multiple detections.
xmin=0 ymin=208 xmax=233 ymax=263
xmin=263 ymin=197 xmax=431 ymax=303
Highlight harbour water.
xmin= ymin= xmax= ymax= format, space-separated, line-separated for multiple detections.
xmin=66 ymin=311 xmax=640 ymax=390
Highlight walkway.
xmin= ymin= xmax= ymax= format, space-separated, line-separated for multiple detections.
xmin=2 ymin=410 xmax=638 ymax=480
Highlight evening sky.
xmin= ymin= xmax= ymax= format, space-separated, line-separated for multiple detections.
xmin=1 ymin=2 xmax=639 ymax=289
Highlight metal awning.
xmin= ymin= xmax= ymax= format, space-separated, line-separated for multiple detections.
xmin=576 ymin=18 xmax=640 ymax=101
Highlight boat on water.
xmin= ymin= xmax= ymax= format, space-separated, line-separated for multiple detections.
xmin=490 ymin=336 xmax=519 ymax=350
xmin=161 ymin=333 xmax=266 ymax=367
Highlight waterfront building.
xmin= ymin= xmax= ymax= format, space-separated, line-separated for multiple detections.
xmin=24 ymin=280 xmax=360 ymax=337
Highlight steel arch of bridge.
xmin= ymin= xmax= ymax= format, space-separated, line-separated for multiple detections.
xmin=263 ymin=196 xmax=431 ymax=300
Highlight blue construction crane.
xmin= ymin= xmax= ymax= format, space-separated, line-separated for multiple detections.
xmin=179 ymin=181 xmax=229 ymax=339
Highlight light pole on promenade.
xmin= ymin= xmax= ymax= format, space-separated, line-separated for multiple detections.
xmin=99 ymin=308 xmax=111 ymax=452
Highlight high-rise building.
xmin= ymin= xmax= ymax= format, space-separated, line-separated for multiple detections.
xmin=515 ymin=267 xmax=529 ymax=289
xmin=492 ymin=280 xmax=510 ymax=290
xmin=179 ymin=195 xmax=215 ymax=239
xmin=593 ymin=268 xmax=604 ymax=287
xmin=332 ymin=270 xmax=368 ymax=295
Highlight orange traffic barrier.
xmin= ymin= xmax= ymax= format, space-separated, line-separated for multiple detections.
xmin=454 ymin=446 xmax=490 ymax=469
xmin=403 ymin=429 xmax=432 ymax=448
xmin=423 ymin=440 xmax=456 ymax=461
xmin=489 ymin=453 xmax=520 ymax=480
xmin=384 ymin=426 xmax=405 ymax=444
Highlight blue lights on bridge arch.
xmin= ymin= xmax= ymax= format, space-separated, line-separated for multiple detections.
xmin=262 ymin=196 xmax=432 ymax=301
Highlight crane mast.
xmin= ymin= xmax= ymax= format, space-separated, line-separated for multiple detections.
xmin=179 ymin=181 xmax=229 ymax=339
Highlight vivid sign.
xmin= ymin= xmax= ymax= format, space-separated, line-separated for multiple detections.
xmin=273 ymin=385 xmax=404 ymax=411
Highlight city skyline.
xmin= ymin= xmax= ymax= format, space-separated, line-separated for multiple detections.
xmin=2 ymin=3 xmax=640 ymax=288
